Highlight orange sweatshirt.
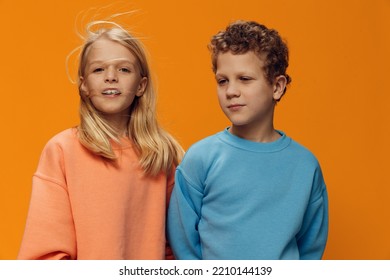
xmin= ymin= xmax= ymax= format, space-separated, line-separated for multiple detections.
xmin=18 ymin=128 xmax=175 ymax=260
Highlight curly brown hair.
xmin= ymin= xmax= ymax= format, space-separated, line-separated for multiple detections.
xmin=208 ymin=20 xmax=292 ymax=93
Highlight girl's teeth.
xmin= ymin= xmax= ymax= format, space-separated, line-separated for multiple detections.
xmin=103 ymin=90 xmax=120 ymax=95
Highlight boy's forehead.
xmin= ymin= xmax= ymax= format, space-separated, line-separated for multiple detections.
xmin=217 ymin=50 xmax=265 ymax=60
xmin=216 ymin=51 xmax=264 ymax=71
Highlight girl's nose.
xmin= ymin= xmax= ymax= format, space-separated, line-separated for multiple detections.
xmin=105 ymin=68 xmax=118 ymax=83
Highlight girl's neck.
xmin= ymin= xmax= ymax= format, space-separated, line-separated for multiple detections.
xmin=103 ymin=114 xmax=129 ymax=137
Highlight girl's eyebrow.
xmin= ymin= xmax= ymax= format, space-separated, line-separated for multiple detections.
xmin=89 ymin=58 xmax=135 ymax=65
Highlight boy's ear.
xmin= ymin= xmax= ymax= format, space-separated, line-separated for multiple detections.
xmin=136 ymin=77 xmax=148 ymax=97
xmin=273 ymin=75 xmax=287 ymax=101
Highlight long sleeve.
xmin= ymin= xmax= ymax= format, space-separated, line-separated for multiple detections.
xmin=18 ymin=140 xmax=77 ymax=260
xmin=19 ymin=128 xmax=173 ymax=259
xmin=165 ymin=165 xmax=176 ymax=260
xmin=168 ymin=129 xmax=329 ymax=260
xmin=297 ymin=167 xmax=329 ymax=260
xmin=167 ymin=168 xmax=203 ymax=259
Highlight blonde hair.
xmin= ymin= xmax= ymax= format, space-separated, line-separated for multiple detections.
xmin=76 ymin=21 xmax=184 ymax=176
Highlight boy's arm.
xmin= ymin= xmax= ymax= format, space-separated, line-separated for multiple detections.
xmin=297 ymin=167 xmax=329 ymax=260
xmin=167 ymin=168 xmax=203 ymax=260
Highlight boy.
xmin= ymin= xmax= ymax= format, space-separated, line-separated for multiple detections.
xmin=167 ymin=20 xmax=328 ymax=259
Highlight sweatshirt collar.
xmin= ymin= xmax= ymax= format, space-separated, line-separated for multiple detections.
xmin=218 ymin=127 xmax=291 ymax=153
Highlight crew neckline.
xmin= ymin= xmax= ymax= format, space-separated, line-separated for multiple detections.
xmin=111 ymin=137 xmax=133 ymax=150
xmin=217 ymin=127 xmax=291 ymax=153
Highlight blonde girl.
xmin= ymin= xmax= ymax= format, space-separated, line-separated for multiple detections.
xmin=18 ymin=21 xmax=183 ymax=260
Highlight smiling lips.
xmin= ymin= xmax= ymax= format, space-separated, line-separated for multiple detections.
xmin=102 ymin=89 xmax=121 ymax=96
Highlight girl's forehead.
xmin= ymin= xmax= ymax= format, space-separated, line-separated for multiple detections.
xmin=88 ymin=57 xmax=135 ymax=65
xmin=87 ymin=38 xmax=135 ymax=62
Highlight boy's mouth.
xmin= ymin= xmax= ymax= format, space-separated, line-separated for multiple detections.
xmin=228 ymin=104 xmax=244 ymax=109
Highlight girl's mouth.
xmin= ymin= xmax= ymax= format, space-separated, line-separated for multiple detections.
xmin=102 ymin=89 xmax=121 ymax=95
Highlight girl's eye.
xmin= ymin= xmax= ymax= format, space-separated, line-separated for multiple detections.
xmin=93 ymin=68 xmax=104 ymax=73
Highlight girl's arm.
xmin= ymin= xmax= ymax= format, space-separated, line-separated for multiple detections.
xmin=165 ymin=165 xmax=176 ymax=260
xmin=18 ymin=141 xmax=77 ymax=260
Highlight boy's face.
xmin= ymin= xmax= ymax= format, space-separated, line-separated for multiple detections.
xmin=215 ymin=51 xmax=283 ymax=138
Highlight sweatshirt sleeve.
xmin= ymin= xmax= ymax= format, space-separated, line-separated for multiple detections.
xmin=18 ymin=140 xmax=77 ymax=260
xmin=297 ymin=166 xmax=329 ymax=260
xmin=167 ymin=167 xmax=203 ymax=260
xmin=165 ymin=165 xmax=176 ymax=260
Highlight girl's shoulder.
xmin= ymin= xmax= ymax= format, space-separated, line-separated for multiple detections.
xmin=36 ymin=128 xmax=80 ymax=169
xmin=44 ymin=127 xmax=79 ymax=150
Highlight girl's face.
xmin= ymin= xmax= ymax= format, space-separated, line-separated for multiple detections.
xmin=80 ymin=38 xmax=147 ymax=125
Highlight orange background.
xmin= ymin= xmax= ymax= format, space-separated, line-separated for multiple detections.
xmin=1 ymin=0 xmax=389 ymax=260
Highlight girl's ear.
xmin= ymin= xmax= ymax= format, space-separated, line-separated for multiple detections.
xmin=273 ymin=75 xmax=287 ymax=101
xmin=136 ymin=77 xmax=148 ymax=97
xmin=79 ymin=76 xmax=89 ymax=97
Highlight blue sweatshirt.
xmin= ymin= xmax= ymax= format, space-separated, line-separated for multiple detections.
xmin=167 ymin=129 xmax=328 ymax=260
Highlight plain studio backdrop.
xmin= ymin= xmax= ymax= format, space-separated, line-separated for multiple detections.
xmin=0 ymin=0 xmax=389 ymax=260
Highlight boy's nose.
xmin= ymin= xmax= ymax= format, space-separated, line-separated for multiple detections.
xmin=226 ymin=83 xmax=240 ymax=98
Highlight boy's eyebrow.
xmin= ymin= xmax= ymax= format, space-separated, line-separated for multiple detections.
xmin=215 ymin=70 xmax=256 ymax=76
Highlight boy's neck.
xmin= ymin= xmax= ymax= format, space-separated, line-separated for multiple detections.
xmin=229 ymin=125 xmax=281 ymax=143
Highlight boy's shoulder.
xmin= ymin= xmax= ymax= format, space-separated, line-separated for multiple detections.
xmin=184 ymin=130 xmax=228 ymax=159
xmin=183 ymin=129 xmax=320 ymax=165
xmin=287 ymin=137 xmax=321 ymax=169
xmin=180 ymin=130 xmax=224 ymax=166
xmin=189 ymin=131 xmax=222 ymax=149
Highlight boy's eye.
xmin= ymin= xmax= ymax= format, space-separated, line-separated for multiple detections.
xmin=217 ymin=78 xmax=228 ymax=85
xmin=119 ymin=68 xmax=131 ymax=73
xmin=240 ymin=76 xmax=252 ymax=81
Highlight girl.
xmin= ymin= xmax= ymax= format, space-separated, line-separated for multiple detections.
xmin=18 ymin=21 xmax=184 ymax=260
